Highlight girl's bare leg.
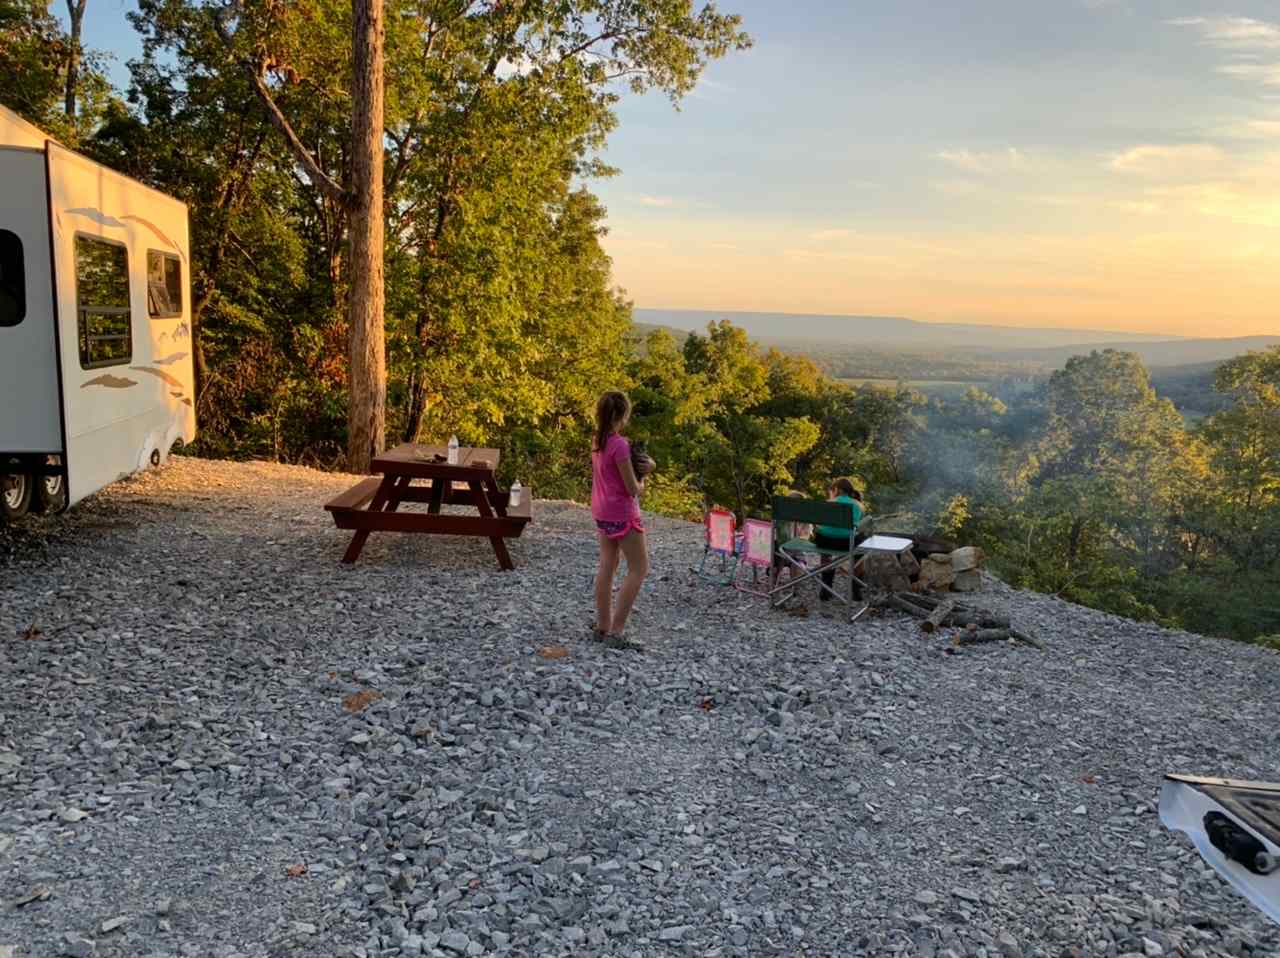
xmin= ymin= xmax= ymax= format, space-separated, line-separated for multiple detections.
xmin=610 ymin=530 xmax=649 ymax=635
xmin=594 ymin=533 xmax=621 ymax=634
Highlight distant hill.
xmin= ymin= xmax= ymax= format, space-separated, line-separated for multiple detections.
xmin=635 ymin=308 xmax=1182 ymax=351
xmin=992 ymin=337 xmax=1280 ymax=368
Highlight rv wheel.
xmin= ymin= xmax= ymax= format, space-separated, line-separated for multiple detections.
xmin=35 ymin=469 xmax=67 ymax=514
xmin=2 ymin=471 xmax=32 ymax=519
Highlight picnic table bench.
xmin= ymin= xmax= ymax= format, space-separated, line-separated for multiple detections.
xmin=325 ymin=443 xmax=532 ymax=569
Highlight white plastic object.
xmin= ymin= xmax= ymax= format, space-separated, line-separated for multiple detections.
xmin=447 ymin=435 xmax=459 ymax=465
xmin=509 ymin=480 xmax=522 ymax=508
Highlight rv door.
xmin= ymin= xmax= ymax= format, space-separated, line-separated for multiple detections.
xmin=0 ymin=147 xmax=62 ymax=458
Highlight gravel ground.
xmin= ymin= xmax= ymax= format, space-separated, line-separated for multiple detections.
xmin=2 ymin=455 xmax=1279 ymax=958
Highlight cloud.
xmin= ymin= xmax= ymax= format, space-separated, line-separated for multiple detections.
xmin=1171 ymin=16 xmax=1280 ymax=90
xmin=638 ymin=195 xmax=675 ymax=207
xmin=809 ymin=228 xmax=852 ymax=241
xmin=1219 ymin=117 xmax=1280 ymax=138
xmin=935 ymin=148 xmax=1028 ymax=174
xmin=1169 ymin=16 xmax=1280 ymax=50
xmin=1108 ymin=144 xmax=1227 ymax=176
xmin=1217 ymin=62 xmax=1280 ymax=86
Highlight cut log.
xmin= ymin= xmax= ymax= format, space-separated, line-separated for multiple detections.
xmin=955 ymin=628 xmax=1010 ymax=646
xmin=1010 ymin=628 xmax=1047 ymax=651
xmin=921 ymin=600 xmax=956 ymax=634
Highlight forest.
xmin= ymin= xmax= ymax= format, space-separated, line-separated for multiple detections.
xmin=3 ymin=0 xmax=1277 ymax=645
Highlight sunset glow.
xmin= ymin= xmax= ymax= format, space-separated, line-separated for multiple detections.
xmin=594 ymin=1 xmax=1280 ymax=337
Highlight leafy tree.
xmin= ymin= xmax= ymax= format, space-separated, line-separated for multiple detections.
xmin=0 ymin=0 xmax=112 ymax=140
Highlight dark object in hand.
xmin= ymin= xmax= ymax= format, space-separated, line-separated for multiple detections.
xmin=630 ymin=441 xmax=657 ymax=477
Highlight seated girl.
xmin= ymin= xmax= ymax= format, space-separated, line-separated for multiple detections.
xmin=814 ymin=477 xmax=865 ymax=602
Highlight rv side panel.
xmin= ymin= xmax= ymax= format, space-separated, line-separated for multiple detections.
xmin=46 ymin=142 xmax=196 ymax=506
xmin=0 ymin=146 xmax=61 ymax=454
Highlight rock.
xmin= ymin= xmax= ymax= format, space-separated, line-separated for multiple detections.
xmin=918 ymin=556 xmax=955 ymax=591
xmin=952 ymin=569 xmax=983 ymax=592
xmin=1142 ymin=938 xmax=1165 ymax=957
xmin=914 ymin=891 xmax=941 ymax=906
xmin=60 ymin=935 xmax=94 ymax=958
xmin=440 ymin=931 xmax=470 ymax=954
xmin=59 ymin=808 xmax=88 ymax=824
xmin=950 ymin=546 xmax=985 ymax=572
xmin=659 ymin=925 xmax=694 ymax=942
xmin=99 ymin=916 xmax=128 ymax=934
xmin=996 ymin=931 xmax=1023 ymax=958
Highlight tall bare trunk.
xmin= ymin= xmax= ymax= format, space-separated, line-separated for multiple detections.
xmin=64 ymin=0 xmax=87 ymax=117
xmin=346 ymin=0 xmax=386 ymax=473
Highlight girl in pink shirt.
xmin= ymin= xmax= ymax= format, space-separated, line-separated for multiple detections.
xmin=591 ymin=391 xmax=649 ymax=643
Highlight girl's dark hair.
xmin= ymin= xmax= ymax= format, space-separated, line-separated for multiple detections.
xmin=830 ymin=477 xmax=856 ymax=497
xmin=594 ymin=391 xmax=631 ymax=452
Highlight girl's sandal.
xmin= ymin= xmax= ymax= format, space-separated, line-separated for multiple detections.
xmin=601 ymin=632 xmax=644 ymax=652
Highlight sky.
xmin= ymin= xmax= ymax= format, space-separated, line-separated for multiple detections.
xmin=588 ymin=0 xmax=1280 ymax=336
xmin=70 ymin=0 xmax=1280 ymax=337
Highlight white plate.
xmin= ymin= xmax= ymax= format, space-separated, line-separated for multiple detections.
xmin=858 ymin=534 xmax=913 ymax=552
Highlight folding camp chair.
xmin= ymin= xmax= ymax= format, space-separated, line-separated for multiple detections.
xmin=766 ymin=496 xmax=869 ymax=622
xmin=692 ymin=507 xmax=738 ymax=585
xmin=733 ymin=518 xmax=775 ymax=595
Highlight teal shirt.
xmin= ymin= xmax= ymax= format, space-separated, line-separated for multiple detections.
xmin=817 ymin=495 xmax=862 ymax=539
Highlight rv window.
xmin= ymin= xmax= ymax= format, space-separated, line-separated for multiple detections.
xmin=0 ymin=229 xmax=24 ymax=327
xmin=147 ymin=250 xmax=182 ymax=318
xmin=75 ymin=235 xmax=132 ymax=368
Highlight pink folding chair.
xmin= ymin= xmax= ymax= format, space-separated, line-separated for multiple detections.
xmin=692 ymin=507 xmax=738 ymax=585
xmin=734 ymin=518 xmax=776 ymax=595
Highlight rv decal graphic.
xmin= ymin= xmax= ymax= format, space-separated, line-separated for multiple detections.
xmin=121 ymin=215 xmax=185 ymax=262
xmin=65 ymin=208 xmax=128 ymax=229
xmin=131 ymin=366 xmax=185 ymax=389
xmin=82 ymin=374 xmax=137 ymax=389
xmin=172 ymin=322 xmax=190 ymax=341
xmin=64 ymin=211 xmax=183 ymax=258
xmin=153 ymin=351 xmax=188 ymax=366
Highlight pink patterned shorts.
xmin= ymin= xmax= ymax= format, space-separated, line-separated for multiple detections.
xmin=596 ymin=517 xmax=645 ymax=540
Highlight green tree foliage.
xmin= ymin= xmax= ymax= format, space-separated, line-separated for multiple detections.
xmin=95 ymin=0 xmax=747 ymax=469
xmin=0 ymin=0 xmax=113 ymax=141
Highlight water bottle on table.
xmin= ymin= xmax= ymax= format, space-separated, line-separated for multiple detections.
xmin=509 ymin=480 xmax=522 ymax=508
xmin=447 ymin=435 xmax=459 ymax=465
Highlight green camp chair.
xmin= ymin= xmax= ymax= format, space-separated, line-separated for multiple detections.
xmin=767 ymin=496 xmax=869 ymax=622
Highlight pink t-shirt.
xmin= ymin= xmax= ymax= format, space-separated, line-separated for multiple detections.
xmin=591 ymin=433 xmax=641 ymax=522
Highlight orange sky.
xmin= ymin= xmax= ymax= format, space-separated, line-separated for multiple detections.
xmin=594 ymin=4 xmax=1280 ymax=339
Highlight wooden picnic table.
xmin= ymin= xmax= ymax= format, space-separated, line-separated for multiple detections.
xmin=324 ymin=443 xmax=532 ymax=569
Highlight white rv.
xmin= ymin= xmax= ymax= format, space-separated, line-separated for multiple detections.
xmin=0 ymin=104 xmax=196 ymax=520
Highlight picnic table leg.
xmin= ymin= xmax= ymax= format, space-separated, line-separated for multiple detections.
xmin=341 ymin=475 xmax=403 ymax=564
xmin=426 ymin=476 xmax=446 ymax=515
xmin=469 ymin=480 xmax=514 ymax=571
xmin=483 ymin=476 xmax=507 ymax=516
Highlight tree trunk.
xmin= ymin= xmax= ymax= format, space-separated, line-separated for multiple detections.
xmin=64 ymin=0 xmax=87 ymax=117
xmin=346 ymin=0 xmax=386 ymax=473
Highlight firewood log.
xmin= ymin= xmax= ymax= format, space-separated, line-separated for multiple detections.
xmin=921 ymin=600 xmax=956 ymax=634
